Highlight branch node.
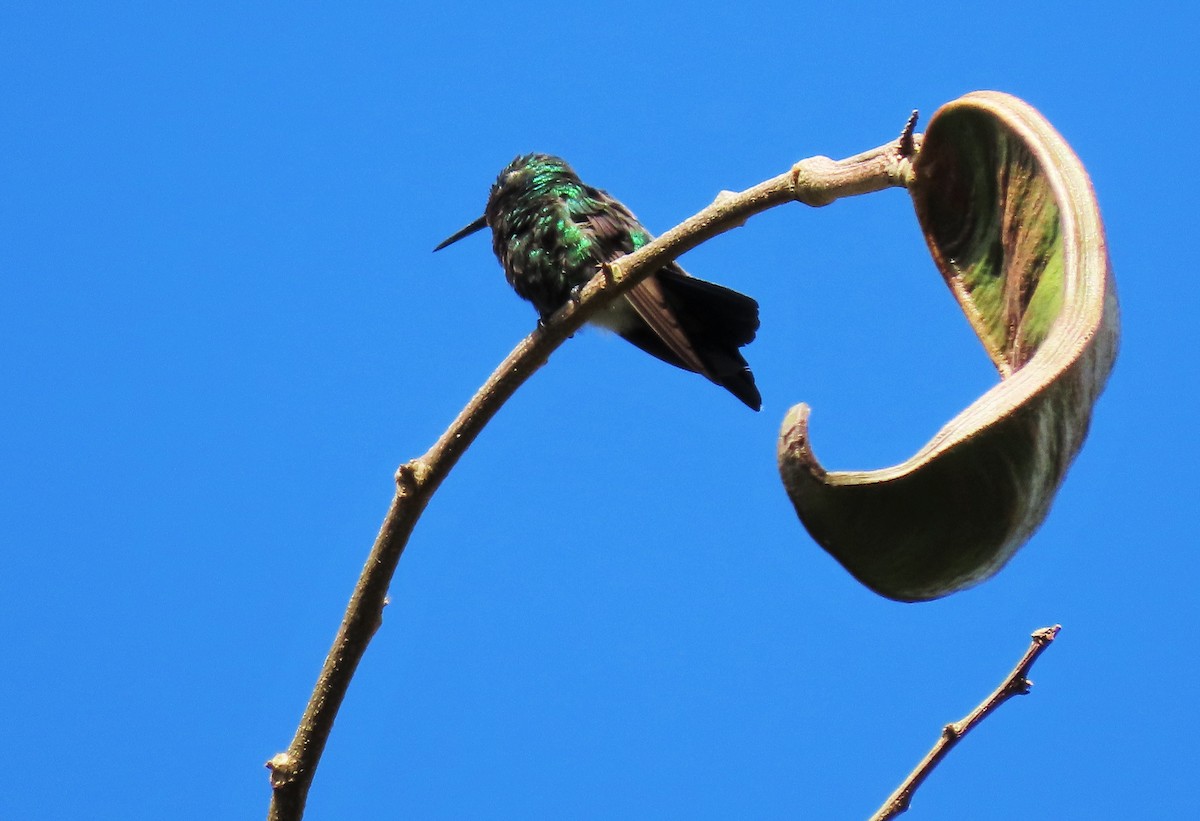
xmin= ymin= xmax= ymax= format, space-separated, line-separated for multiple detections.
xmin=791 ymin=158 xmax=838 ymax=207
xmin=710 ymin=189 xmax=749 ymax=227
xmin=394 ymin=460 xmax=427 ymax=492
xmin=602 ymin=260 xmax=620 ymax=286
xmin=266 ymin=752 xmax=298 ymax=787
xmin=889 ymin=152 xmax=919 ymax=189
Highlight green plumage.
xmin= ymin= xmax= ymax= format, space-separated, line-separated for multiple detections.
xmin=436 ymin=154 xmax=762 ymax=410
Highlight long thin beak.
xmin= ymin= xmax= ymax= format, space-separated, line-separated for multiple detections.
xmin=433 ymin=215 xmax=487 ymax=252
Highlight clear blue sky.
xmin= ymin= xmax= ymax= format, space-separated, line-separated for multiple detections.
xmin=1 ymin=3 xmax=1193 ymax=818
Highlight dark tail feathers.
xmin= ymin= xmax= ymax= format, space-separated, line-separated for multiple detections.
xmin=621 ymin=266 xmax=761 ymax=411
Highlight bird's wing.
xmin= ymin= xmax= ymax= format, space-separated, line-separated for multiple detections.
xmin=623 ymin=276 xmax=711 ymax=375
xmin=571 ymin=188 xmax=712 ymax=377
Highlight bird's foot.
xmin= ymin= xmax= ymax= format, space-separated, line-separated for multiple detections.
xmin=536 ymin=315 xmax=575 ymax=339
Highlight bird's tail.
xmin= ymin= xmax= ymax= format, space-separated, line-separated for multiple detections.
xmin=619 ymin=266 xmax=762 ymax=411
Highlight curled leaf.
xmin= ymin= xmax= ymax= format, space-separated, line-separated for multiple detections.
xmin=778 ymin=92 xmax=1119 ymax=601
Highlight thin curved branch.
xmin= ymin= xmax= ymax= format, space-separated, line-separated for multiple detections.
xmin=265 ymin=128 xmax=919 ymax=820
xmin=870 ymin=625 xmax=1062 ymax=821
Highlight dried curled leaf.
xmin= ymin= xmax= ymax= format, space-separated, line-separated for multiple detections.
xmin=778 ymin=92 xmax=1119 ymax=601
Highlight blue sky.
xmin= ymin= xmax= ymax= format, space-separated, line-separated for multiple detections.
xmin=1 ymin=3 xmax=1194 ymax=818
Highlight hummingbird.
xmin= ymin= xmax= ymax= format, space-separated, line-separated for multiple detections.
xmin=434 ymin=153 xmax=761 ymax=410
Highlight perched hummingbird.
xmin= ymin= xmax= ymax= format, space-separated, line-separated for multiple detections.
xmin=434 ymin=154 xmax=762 ymax=411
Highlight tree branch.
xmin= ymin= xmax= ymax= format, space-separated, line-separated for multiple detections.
xmin=869 ymin=624 xmax=1063 ymax=821
xmin=265 ymin=127 xmax=919 ymax=820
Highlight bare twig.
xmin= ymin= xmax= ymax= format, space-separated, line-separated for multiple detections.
xmin=869 ymin=625 xmax=1063 ymax=821
xmin=265 ymin=125 xmax=919 ymax=821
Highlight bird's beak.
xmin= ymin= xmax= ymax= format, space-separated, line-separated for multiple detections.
xmin=433 ymin=215 xmax=487 ymax=252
